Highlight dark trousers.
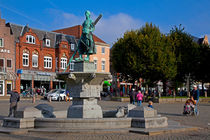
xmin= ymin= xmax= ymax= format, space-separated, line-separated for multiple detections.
xmin=8 ymin=102 xmax=17 ymax=117
xmin=130 ymin=96 xmax=133 ymax=104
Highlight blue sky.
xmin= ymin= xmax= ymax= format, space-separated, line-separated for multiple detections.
xmin=0 ymin=0 xmax=209 ymax=45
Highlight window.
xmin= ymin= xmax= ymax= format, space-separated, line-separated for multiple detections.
xmin=94 ymin=60 xmax=97 ymax=70
xmin=23 ymin=53 xmax=29 ymax=66
xmin=0 ymin=38 xmax=4 ymax=47
xmin=32 ymin=54 xmax=38 ymax=67
xmin=26 ymin=35 xmax=35 ymax=44
xmin=7 ymin=81 xmax=12 ymax=95
xmin=61 ymin=58 xmax=67 ymax=69
xmin=44 ymin=56 xmax=52 ymax=69
xmin=62 ymin=45 xmax=67 ymax=48
xmin=7 ymin=59 xmax=12 ymax=68
xmin=56 ymin=57 xmax=58 ymax=70
xmin=0 ymin=59 xmax=4 ymax=72
xmin=101 ymin=47 xmax=105 ymax=54
xmin=71 ymin=44 xmax=75 ymax=50
xmin=69 ymin=60 xmax=75 ymax=71
xmin=101 ymin=60 xmax=105 ymax=71
xmin=46 ymin=39 xmax=50 ymax=47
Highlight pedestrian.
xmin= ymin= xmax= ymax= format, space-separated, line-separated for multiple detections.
xmin=136 ymin=90 xmax=143 ymax=106
xmin=132 ymin=88 xmax=136 ymax=105
xmin=8 ymin=89 xmax=20 ymax=117
xmin=66 ymin=91 xmax=70 ymax=102
xmin=129 ymin=89 xmax=133 ymax=104
xmin=148 ymin=101 xmax=154 ymax=109
xmin=192 ymin=85 xmax=200 ymax=115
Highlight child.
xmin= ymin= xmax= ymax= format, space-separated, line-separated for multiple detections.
xmin=148 ymin=101 xmax=154 ymax=108
xmin=136 ymin=90 xmax=143 ymax=106
xmin=183 ymin=95 xmax=196 ymax=115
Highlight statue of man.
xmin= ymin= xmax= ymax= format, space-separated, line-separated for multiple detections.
xmin=76 ymin=10 xmax=96 ymax=61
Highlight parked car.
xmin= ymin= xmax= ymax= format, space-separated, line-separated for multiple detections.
xmin=44 ymin=89 xmax=59 ymax=99
xmin=47 ymin=89 xmax=67 ymax=101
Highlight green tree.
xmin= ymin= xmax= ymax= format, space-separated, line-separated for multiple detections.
xmin=169 ymin=25 xmax=199 ymax=93
xmin=112 ymin=23 xmax=177 ymax=89
xmin=194 ymin=44 xmax=210 ymax=93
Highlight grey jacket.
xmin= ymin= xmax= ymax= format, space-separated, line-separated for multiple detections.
xmin=9 ymin=91 xmax=20 ymax=103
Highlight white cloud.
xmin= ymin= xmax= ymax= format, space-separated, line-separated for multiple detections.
xmin=51 ymin=11 xmax=143 ymax=45
xmin=94 ymin=13 xmax=144 ymax=45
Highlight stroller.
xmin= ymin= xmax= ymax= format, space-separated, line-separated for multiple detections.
xmin=183 ymin=102 xmax=195 ymax=115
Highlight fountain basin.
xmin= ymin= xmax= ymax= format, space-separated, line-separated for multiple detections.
xmin=34 ymin=118 xmax=132 ymax=129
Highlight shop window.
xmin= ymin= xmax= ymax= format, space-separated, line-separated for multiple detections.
xmin=0 ymin=81 xmax=4 ymax=95
xmin=61 ymin=57 xmax=67 ymax=69
xmin=32 ymin=54 xmax=38 ymax=67
xmin=23 ymin=53 xmax=29 ymax=66
xmin=0 ymin=38 xmax=4 ymax=47
xmin=7 ymin=81 xmax=12 ymax=95
xmin=7 ymin=59 xmax=12 ymax=68
xmin=26 ymin=35 xmax=35 ymax=44
xmin=44 ymin=56 xmax=52 ymax=69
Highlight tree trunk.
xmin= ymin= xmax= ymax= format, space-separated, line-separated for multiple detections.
xmin=162 ymin=79 xmax=167 ymax=96
xmin=186 ymin=73 xmax=190 ymax=97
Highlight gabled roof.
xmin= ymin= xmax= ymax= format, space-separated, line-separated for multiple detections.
xmin=53 ymin=25 xmax=107 ymax=44
xmin=6 ymin=23 xmax=76 ymax=48
xmin=192 ymin=35 xmax=209 ymax=45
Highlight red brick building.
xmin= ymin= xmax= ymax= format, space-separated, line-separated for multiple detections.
xmin=6 ymin=23 xmax=78 ymax=94
xmin=0 ymin=15 xmax=16 ymax=96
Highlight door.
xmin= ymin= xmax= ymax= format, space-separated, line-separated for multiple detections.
xmin=0 ymin=80 xmax=4 ymax=96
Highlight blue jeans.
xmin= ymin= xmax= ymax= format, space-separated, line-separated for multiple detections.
xmin=132 ymin=100 xmax=135 ymax=105
xmin=195 ymin=100 xmax=199 ymax=115
xmin=137 ymin=100 xmax=142 ymax=106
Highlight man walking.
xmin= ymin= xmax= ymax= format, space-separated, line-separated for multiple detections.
xmin=8 ymin=89 xmax=20 ymax=117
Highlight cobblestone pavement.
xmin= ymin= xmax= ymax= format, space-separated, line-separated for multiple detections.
xmin=0 ymin=99 xmax=210 ymax=140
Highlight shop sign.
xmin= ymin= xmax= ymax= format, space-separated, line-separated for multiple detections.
xmin=0 ymin=49 xmax=10 ymax=53
xmin=37 ymin=72 xmax=51 ymax=76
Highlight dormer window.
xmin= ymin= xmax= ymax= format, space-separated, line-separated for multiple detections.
xmin=26 ymin=35 xmax=35 ymax=44
xmin=71 ymin=43 xmax=75 ymax=51
xmin=46 ymin=39 xmax=50 ymax=47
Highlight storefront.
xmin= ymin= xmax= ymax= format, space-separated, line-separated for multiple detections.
xmin=18 ymin=70 xmax=65 ymax=93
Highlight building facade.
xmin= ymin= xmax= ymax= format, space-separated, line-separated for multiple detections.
xmin=0 ymin=15 xmax=16 ymax=96
xmin=53 ymin=25 xmax=110 ymax=73
xmin=5 ymin=23 xmax=78 ymax=94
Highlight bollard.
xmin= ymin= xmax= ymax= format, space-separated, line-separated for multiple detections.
xmin=48 ymin=96 xmax=51 ymax=102
xmin=32 ymin=94 xmax=36 ymax=103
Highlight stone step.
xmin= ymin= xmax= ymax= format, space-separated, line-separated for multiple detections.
xmin=3 ymin=117 xmax=35 ymax=128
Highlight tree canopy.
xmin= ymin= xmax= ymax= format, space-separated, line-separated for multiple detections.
xmin=111 ymin=23 xmax=177 ymax=85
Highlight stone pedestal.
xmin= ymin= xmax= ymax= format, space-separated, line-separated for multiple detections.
xmin=3 ymin=118 xmax=35 ymax=128
xmin=15 ymin=107 xmax=43 ymax=118
xmin=57 ymin=61 xmax=111 ymax=118
xmin=128 ymin=106 xmax=168 ymax=128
